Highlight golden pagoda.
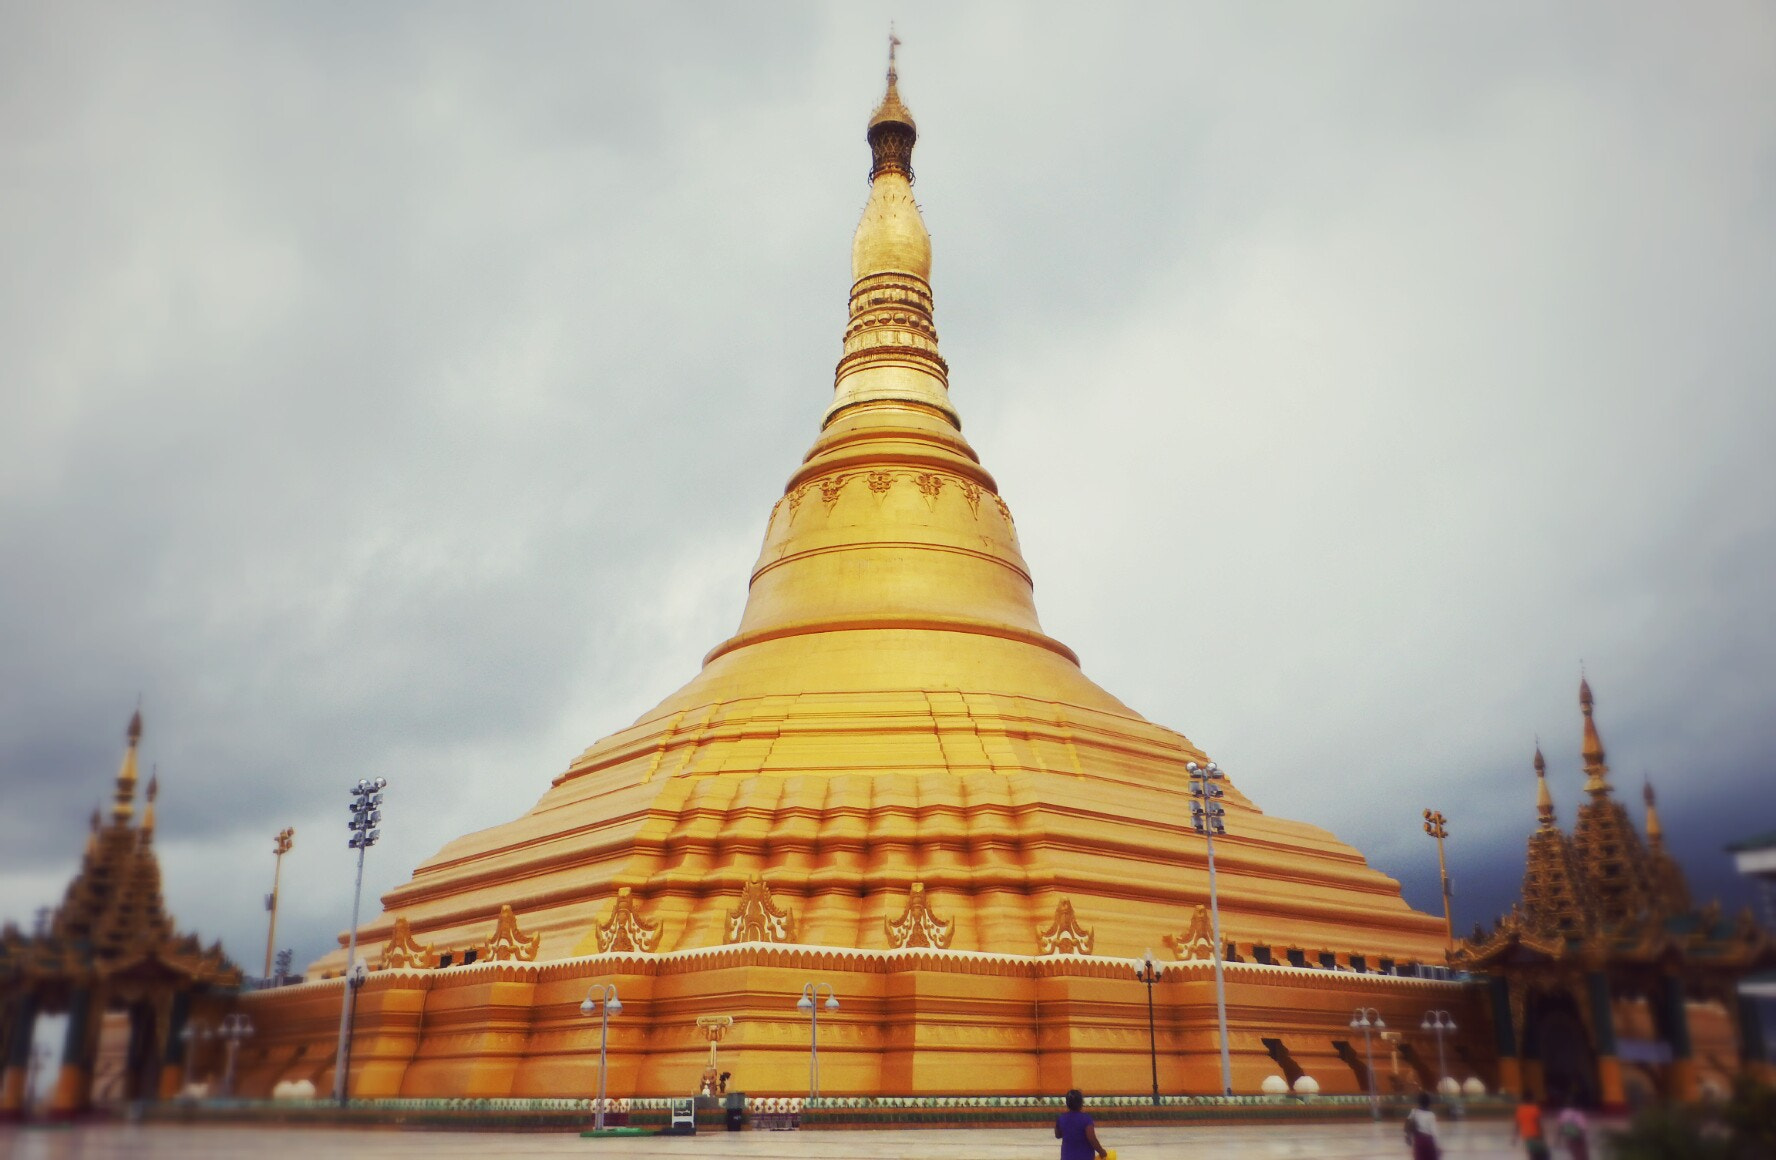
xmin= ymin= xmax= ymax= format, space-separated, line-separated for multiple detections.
xmin=243 ymin=49 xmax=1473 ymax=1101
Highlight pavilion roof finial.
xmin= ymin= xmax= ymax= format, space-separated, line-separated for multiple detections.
xmin=112 ymin=707 xmax=142 ymax=824
xmin=1642 ymin=776 xmax=1663 ymax=847
xmin=1579 ymin=673 xmax=1611 ymax=797
xmin=1534 ymin=743 xmax=1556 ymax=829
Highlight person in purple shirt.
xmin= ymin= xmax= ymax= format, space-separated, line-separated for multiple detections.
xmin=1055 ymin=1088 xmax=1109 ymax=1160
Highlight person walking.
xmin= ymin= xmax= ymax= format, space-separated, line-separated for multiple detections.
xmin=1511 ymin=1092 xmax=1550 ymax=1159
xmin=1055 ymin=1089 xmax=1108 ymax=1160
xmin=1404 ymin=1091 xmax=1441 ymax=1160
xmin=1555 ymin=1102 xmax=1591 ymax=1160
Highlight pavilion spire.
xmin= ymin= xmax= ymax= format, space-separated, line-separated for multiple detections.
xmin=1534 ymin=744 xmax=1556 ymax=829
xmin=1570 ymin=677 xmax=1655 ymax=924
xmin=142 ymin=765 xmax=159 ymax=838
xmin=1642 ymin=776 xmax=1692 ymax=914
xmin=1579 ymin=674 xmax=1611 ymax=797
xmin=112 ymin=708 xmax=143 ymax=825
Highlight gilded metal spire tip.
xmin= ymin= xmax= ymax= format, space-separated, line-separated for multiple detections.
xmin=867 ymin=31 xmax=916 ymax=179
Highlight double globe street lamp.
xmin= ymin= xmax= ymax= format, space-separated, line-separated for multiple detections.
xmin=181 ymin=1012 xmax=255 ymax=1098
xmin=1350 ymin=1007 xmax=1386 ymax=1119
xmin=795 ymin=982 xmax=839 ymax=1101
xmin=580 ymin=983 xmax=623 ymax=1132
xmin=215 ymin=1013 xmax=254 ymax=1098
xmin=1422 ymin=1009 xmax=1458 ymax=1097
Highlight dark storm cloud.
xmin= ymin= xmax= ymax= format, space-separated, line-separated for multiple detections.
xmin=2 ymin=3 xmax=1772 ymax=969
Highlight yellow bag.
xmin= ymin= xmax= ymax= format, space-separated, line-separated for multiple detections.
xmin=1105 ymin=1151 xmax=1118 ymax=1160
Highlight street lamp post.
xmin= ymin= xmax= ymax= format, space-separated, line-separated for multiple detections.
xmin=795 ymin=982 xmax=839 ymax=1101
xmin=1187 ymin=760 xmax=1233 ymax=1097
xmin=1421 ymin=1009 xmax=1457 ymax=1098
xmin=215 ymin=1013 xmax=254 ymax=1098
xmin=579 ymin=983 xmax=622 ymax=1132
xmin=25 ymin=1041 xmax=53 ymax=1116
xmin=264 ymin=827 xmax=295 ymax=980
xmin=1136 ymin=949 xmax=1161 ymax=1105
xmin=333 ymin=777 xmax=386 ymax=1105
xmin=179 ymin=1021 xmax=208 ymax=1093
xmin=1350 ymin=1007 xmax=1386 ymax=1119
xmin=1422 ymin=810 xmax=1453 ymax=946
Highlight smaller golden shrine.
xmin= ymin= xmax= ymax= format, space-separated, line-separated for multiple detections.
xmin=0 ymin=713 xmax=240 ymax=1117
xmin=1454 ymin=679 xmax=1775 ymax=1108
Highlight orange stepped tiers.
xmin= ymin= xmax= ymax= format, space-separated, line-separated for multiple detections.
xmin=247 ymin=51 xmax=1470 ymax=1099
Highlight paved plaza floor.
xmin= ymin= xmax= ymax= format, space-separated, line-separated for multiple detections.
xmin=1 ymin=1120 xmax=1597 ymax=1160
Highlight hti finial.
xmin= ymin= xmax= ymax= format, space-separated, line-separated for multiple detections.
xmin=866 ymin=30 xmax=917 ymax=180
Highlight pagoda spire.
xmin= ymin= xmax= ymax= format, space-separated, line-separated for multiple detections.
xmin=142 ymin=766 xmax=159 ymax=838
xmin=826 ymin=35 xmax=956 ymax=428
xmin=1534 ymin=743 xmax=1556 ymax=829
xmin=1579 ymin=674 xmax=1611 ymax=797
xmin=1642 ymin=776 xmax=1693 ymax=914
xmin=112 ymin=708 xmax=143 ymax=824
xmin=1519 ymin=742 xmax=1593 ymax=940
xmin=1570 ymin=677 xmax=1655 ymax=925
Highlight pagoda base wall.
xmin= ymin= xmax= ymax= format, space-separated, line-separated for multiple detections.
xmin=239 ymin=946 xmax=1494 ymax=1100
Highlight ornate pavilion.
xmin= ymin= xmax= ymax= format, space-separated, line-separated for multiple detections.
xmin=0 ymin=712 xmax=240 ymax=1118
xmin=1454 ymin=679 xmax=1774 ymax=1107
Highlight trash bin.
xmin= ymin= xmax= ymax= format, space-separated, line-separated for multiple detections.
xmin=724 ymin=1091 xmax=746 ymax=1131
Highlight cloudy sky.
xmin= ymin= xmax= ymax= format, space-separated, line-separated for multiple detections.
xmin=3 ymin=3 xmax=1773 ymax=975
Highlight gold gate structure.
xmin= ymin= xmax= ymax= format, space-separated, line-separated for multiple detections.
xmin=240 ymin=51 xmax=1491 ymax=1101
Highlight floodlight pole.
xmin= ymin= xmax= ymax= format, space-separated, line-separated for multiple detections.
xmin=264 ymin=827 xmax=294 ymax=979
xmin=333 ymin=777 xmax=385 ymax=1105
xmin=1422 ymin=810 xmax=1453 ymax=946
xmin=1188 ymin=760 xmax=1234 ymax=1097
